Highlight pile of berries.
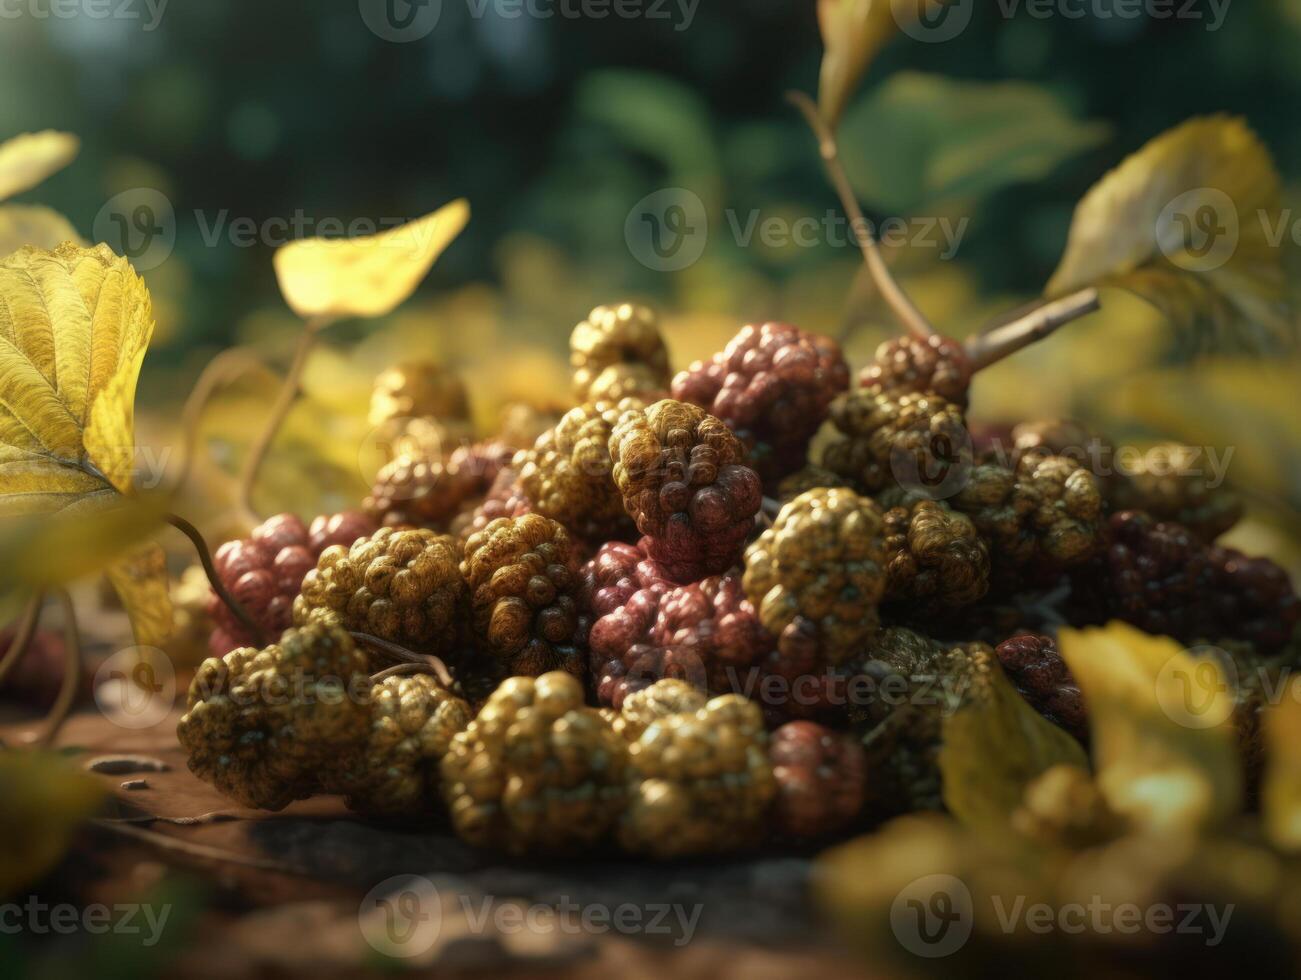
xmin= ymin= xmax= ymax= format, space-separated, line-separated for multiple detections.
xmin=179 ymin=306 xmax=1299 ymax=860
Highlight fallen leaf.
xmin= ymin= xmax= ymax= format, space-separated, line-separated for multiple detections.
xmin=1057 ymin=623 xmax=1242 ymax=835
xmin=273 ymin=199 xmax=470 ymax=320
xmin=0 ymin=131 xmax=79 ymax=203
xmin=1046 ymin=115 xmax=1294 ymax=353
xmin=939 ymin=650 xmax=1088 ymax=833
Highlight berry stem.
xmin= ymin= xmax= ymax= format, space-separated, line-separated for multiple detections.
xmin=350 ymin=632 xmax=454 ymax=686
xmin=0 ymin=592 xmax=44 ymax=689
xmin=165 ymin=513 xmax=268 ymax=646
xmin=237 ymin=315 xmax=333 ymax=522
xmin=175 ymin=346 xmax=270 ymax=494
xmin=370 ymin=660 xmax=455 ymax=687
xmin=787 ymin=90 xmax=938 ymax=341
xmin=37 ymin=590 xmax=81 ymax=747
xmin=966 ymin=288 xmax=1101 ymax=370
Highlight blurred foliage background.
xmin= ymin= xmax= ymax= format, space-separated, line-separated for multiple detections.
xmin=2 ymin=0 xmax=1299 ymax=553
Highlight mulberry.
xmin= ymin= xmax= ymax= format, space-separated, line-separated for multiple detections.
xmin=614 ymin=678 xmax=707 ymax=740
xmin=208 ymin=511 xmax=377 ymax=655
xmin=610 ymin=399 xmax=763 ymax=582
xmin=776 ymin=465 xmax=848 ymax=502
xmin=821 ymin=389 xmax=971 ymax=497
xmin=570 ymin=302 xmax=670 ymax=403
xmin=859 ymin=334 xmax=973 ymax=406
xmin=365 ymin=442 xmax=513 ymax=530
xmin=369 ymin=361 xmax=469 ymax=428
xmin=1109 ymin=442 xmax=1244 ymax=541
xmin=324 ymin=672 xmax=472 ymax=818
xmin=177 ymin=619 xmax=372 ymax=810
xmin=880 ymin=496 xmax=990 ymax=611
xmin=440 ymin=672 xmax=629 ymax=854
xmin=450 ymin=466 xmax=533 ymax=541
xmin=742 ymin=488 xmax=887 ymax=666
xmin=994 ymin=632 xmax=1087 ymax=742
xmin=671 ymin=322 xmax=849 ymax=483
xmin=769 ymin=721 xmax=868 ymax=840
xmin=293 ymin=527 xmax=467 ymax=656
xmin=515 ymin=399 xmax=641 ymax=541
xmin=460 ymin=515 xmax=587 ymax=677
xmin=621 ymin=694 xmax=775 ymax=858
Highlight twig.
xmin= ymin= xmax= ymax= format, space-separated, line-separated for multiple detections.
xmin=166 ymin=513 xmax=267 ymax=646
xmin=238 ymin=315 xmax=333 ymax=522
xmin=100 ymin=811 xmax=245 ymax=826
xmin=38 ymin=590 xmax=82 ymax=746
xmin=351 ymin=633 xmax=454 ymax=687
xmin=0 ymin=592 xmax=44 ymax=688
xmin=787 ymin=90 xmax=937 ymax=341
xmin=371 ymin=662 xmax=454 ymax=685
xmin=174 ymin=347 xmax=269 ymax=493
xmin=966 ymin=288 xmax=1101 ymax=370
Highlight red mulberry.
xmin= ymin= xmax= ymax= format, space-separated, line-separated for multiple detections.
xmin=994 ymin=632 xmax=1087 ymax=742
xmin=769 ymin=721 xmax=868 ymax=840
xmin=672 ymin=322 xmax=849 ymax=483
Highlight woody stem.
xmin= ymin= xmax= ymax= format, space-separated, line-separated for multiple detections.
xmin=38 ymin=590 xmax=81 ymax=747
xmin=787 ymin=90 xmax=937 ymax=340
xmin=166 ymin=513 xmax=267 ymax=646
xmin=965 ymin=288 xmax=1101 ymax=370
xmin=0 ymin=593 xmax=44 ymax=688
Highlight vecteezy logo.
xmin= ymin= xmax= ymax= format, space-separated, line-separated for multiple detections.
xmin=624 ymin=188 xmax=708 ymax=272
xmin=888 ymin=422 xmax=973 ymax=501
xmin=93 ymin=189 xmax=176 ymax=272
xmin=358 ymin=0 xmax=441 ymax=42
xmin=895 ymin=0 xmax=974 ymax=43
xmin=1156 ymin=644 xmax=1238 ymax=730
xmin=1156 ymin=187 xmax=1239 ymax=273
xmin=359 ymin=875 xmax=442 ymax=958
xmin=94 ymin=646 xmax=176 ymax=730
xmin=890 ymin=874 xmax=973 ymax=958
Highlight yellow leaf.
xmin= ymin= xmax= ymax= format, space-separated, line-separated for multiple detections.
xmin=1262 ymin=677 xmax=1301 ymax=853
xmin=0 ymin=131 xmax=79 ymax=203
xmin=273 ymin=199 xmax=470 ymax=320
xmin=105 ymin=542 xmax=174 ymax=647
xmin=939 ymin=652 xmax=1088 ymax=833
xmin=1047 ymin=116 xmax=1294 ymax=352
xmin=0 ymin=751 xmax=103 ymax=897
xmin=0 ymin=204 xmax=84 ymax=256
xmin=1057 ymin=623 xmax=1242 ymax=835
xmin=0 ymin=242 xmax=156 ymax=513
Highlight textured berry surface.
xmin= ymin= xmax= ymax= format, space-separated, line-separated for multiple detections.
xmin=613 ymin=679 xmax=708 ymax=740
xmin=369 ymin=361 xmax=469 ymax=428
xmin=860 ymin=334 xmax=973 ymax=406
xmin=769 ymin=721 xmax=868 ymax=840
xmin=621 ymin=694 xmax=775 ymax=858
xmin=177 ymin=619 xmax=372 ymax=810
xmin=994 ymin=632 xmax=1087 ymax=742
xmin=1109 ymin=442 xmax=1244 ymax=541
xmin=293 ymin=527 xmax=467 ymax=655
xmin=570 ymin=302 xmax=670 ymax=403
xmin=672 ymin=322 xmax=848 ymax=483
xmin=610 ymin=399 xmax=762 ymax=582
xmin=460 ymin=515 xmax=587 ymax=677
xmin=880 ymin=496 xmax=989 ymax=611
xmin=1070 ymin=510 xmax=1300 ymax=652
xmin=324 ymin=672 xmax=472 ymax=818
xmin=952 ymin=453 xmax=1103 ymax=577
xmin=515 ymin=399 xmax=641 ymax=541
xmin=441 ymin=672 xmax=629 ymax=854
xmin=366 ymin=442 xmax=513 ymax=530
xmin=821 ymin=389 xmax=970 ymax=496
xmin=450 ymin=466 xmax=533 ymax=541
xmin=208 ymin=512 xmax=377 ymax=655
xmin=743 ymin=487 xmax=887 ymax=666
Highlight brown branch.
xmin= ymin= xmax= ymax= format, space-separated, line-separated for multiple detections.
xmin=351 ymin=633 xmax=454 ymax=687
xmin=965 ymin=288 xmax=1101 ymax=371
xmin=787 ymin=90 xmax=937 ymax=341
xmin=0 ymin=592 xmax=44 ymax=688
xmin=38 ymin=590 xmax=82 ymax=747
xmin=174 ymin=346 xmax=269 ymax=494
xmin=237 ymin=315 xmax=332 ymax=522
xmin=166 ymin=513 xmax=268 ymax=646
xmin=371 ymin=662 xmax=454 ymax=686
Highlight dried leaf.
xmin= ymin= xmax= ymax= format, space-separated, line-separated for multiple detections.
xmin=0 ymin=204 xmax=84 ymax=256
xmin=273 ymin=199 xmax=470 ymax=320
xmin=939 ymin=652 xmax=1088 ymax=833
xmin=817 ymin=1 xmax=947 ymax=130
xmin=1057 ymin=623 xmax=1242 ymax=835
xmin=1047 ymin=116 xmax=1294 ymax=352
xmin=105 ymin=543 xmax=174 ymax=647
xmin=0 ymin=131 xmax=79 ymax=203
xmin=1262 ymin=677 xmax=1301 ymax=853
xmin=0 ymin=751 xmax=104 ymax=897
